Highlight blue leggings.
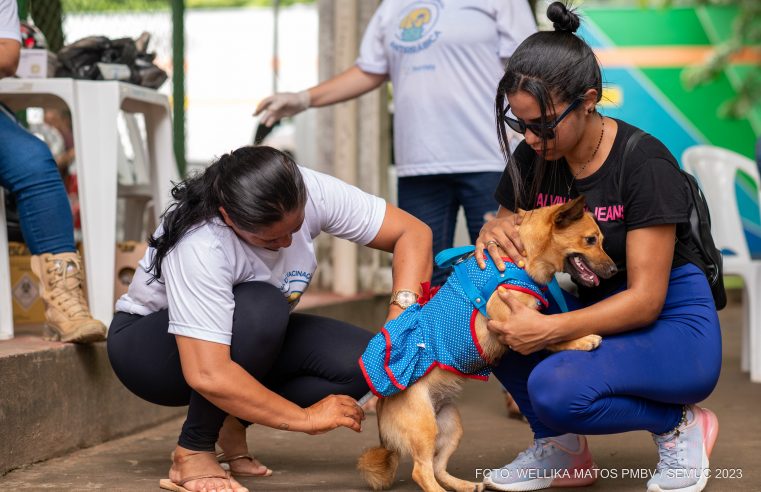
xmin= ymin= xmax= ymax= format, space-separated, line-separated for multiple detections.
xmin=0 ymin=107 xmax=75 ymax=254
xmin=493 ymin=263 xmax=722 ymax=438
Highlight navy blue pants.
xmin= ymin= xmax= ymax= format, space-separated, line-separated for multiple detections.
xmin=108 ymin=282 xmax=372 ymax=451
xmin=0 ymin=107 xmax=75 ymax=254
xmin=398 ymin=171 xmax=502 ymax=285
xmin=493 ymin=263 xmax=722 ymax=438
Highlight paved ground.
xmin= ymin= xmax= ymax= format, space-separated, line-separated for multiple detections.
xmin=2 ymin=303 xmax=760 ymax=491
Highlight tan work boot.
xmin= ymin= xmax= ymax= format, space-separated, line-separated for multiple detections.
xmin=30 ymin=252 xmax=107 ymax=343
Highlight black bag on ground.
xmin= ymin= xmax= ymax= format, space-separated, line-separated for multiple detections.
xmin=621 ymin=130 xmax=727 ymax=310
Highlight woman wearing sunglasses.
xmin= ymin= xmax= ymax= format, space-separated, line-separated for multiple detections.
xmin=476 ymin=3 xmax=721 ymax=492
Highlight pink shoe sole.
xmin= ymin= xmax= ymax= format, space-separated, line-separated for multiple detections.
xmin=696 ymin=406 xmax=719 ymax=457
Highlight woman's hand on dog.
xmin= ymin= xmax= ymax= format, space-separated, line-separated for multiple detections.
xmin=303 ymin=394 xmax=365 ymax=435
xmin=476 ymin=212 xmax=526 ymax=271
xmin=487 ymin=288 xmax=557 ymax=355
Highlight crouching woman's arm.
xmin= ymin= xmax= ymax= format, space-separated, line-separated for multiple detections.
xmin=365 ymin=203 xmax=433 ymax=321
xmin=176 ymin=336 xmax=365 ymax=434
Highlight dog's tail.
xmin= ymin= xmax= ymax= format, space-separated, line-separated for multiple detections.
xmin=357 ymin=446 xmax=399 ymax=490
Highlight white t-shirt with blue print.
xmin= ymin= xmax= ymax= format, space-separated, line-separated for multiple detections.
xmin=115 ymin=167 xmax=386 ymax=345
xmin=0 ymin=0 xmax=21 ymax=43
xmin=356 ymin=0 xmax=536 ymax=177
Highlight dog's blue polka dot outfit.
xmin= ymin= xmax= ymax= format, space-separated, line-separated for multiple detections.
xmin=360 ymin=249 xmax=549 ymax=398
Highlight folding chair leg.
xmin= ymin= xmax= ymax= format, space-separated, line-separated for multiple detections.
xmin=0 ymin=188 xmax=14 ymax=340
xmin=741 ymin=280 xmax=751 ymax=373
xmin=749 ymin=266 xmax=761 ymax=383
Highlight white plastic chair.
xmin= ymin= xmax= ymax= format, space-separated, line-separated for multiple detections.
xmin=682 ymin=145 xmax=761 ymax=383
xmin=0 ymin=188 xmax=13 ymax=340
xmin=0 ymin=79 xmax=177 ymax=327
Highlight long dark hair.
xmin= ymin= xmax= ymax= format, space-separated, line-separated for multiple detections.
xmin=147 ymin=145 xmax=307 ymax=282
xmin=495 ymin=1 xmax=602 ymax=210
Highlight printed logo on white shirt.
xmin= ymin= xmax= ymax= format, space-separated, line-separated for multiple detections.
xmin=391 ymin=2 xmax=441 ymax=53
xmin=280 ymin=269 xmax=313 ymax=306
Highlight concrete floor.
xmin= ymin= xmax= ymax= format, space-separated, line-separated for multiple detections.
xmin=2 ymin=303 xmax=760 ymax=491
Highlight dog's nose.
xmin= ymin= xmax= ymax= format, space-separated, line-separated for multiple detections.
xmin=608 ymin=264 xmax=618 ymax=277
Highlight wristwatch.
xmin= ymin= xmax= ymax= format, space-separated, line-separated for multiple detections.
xmin=389 ymin=289 xmax=419 ymax=310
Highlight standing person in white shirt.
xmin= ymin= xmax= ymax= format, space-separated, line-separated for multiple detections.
xmin=107 ymin=146 xmax=432 ymax=492
xmin=256 ymin=0 xmax=536 ymax=285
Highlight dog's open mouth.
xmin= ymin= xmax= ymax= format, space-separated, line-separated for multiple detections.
xmin=565 ymin=253 xmax=600 ymax=287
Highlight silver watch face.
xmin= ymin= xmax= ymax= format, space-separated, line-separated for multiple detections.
xmin=396 ymin=291 xmax=418 ymax=307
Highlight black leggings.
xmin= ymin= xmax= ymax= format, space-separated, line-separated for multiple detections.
xmin=107 ymin=282 xmax=373 ymax=451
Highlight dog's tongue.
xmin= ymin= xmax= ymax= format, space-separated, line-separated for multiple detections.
xmin=573 ymin=256 xmax=600 ymax=286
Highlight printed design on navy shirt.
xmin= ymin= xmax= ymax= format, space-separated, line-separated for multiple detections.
xmin=535 ymin=193 xmax=624 ymax=223
xmin=391 ymin=1 xmax=442 ymax=54
xmin=279 ymin=270 xmax=312 ymax=305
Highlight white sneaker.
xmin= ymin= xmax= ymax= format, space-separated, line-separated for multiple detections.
xmin=647 ymin=405 xmax=719 ymax=492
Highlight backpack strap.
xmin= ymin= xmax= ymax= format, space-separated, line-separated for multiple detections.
xmin=618 ymin=130 xmax=645 ymax=193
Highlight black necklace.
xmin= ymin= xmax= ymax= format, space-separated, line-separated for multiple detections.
xmin=567 ymin=113 xmax=605 ymax=196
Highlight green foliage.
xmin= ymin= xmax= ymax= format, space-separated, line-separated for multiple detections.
xmin=643 ymin=0 xmax=761 ymax=119
xmin=62 ymin=0 xmax=170 ymax=11
xmin=187 ymin=0 xmax=314 ymax=8
xmin=61 ymin=0 xmax=314 ymax=13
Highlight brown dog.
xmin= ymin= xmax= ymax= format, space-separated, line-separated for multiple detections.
xmin=357 ymin=196 xmax=617 ymax=492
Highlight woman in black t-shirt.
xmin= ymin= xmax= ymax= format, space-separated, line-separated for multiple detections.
xmin=477 ymin=4 xmax=721 ymax=492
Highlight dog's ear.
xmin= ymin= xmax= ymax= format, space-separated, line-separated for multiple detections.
xmin=553 ymin=196 xmax=587 ymax=229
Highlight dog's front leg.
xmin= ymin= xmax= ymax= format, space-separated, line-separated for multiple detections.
xmin=433 ymin=403 xmax=485 ymax=492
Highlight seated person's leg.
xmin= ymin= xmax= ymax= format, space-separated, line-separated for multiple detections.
xmin=0 ymin=109 xmax=104 ymax=342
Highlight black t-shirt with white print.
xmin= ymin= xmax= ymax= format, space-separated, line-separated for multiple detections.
xmin=494 ymin=119 xmax=702 ymax=304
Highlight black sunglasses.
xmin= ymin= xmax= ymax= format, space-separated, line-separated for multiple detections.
xmin=503 ymin=99 xmax=582 ymax=139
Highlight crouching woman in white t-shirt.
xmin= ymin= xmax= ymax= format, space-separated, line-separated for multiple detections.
xmin=107 ymin=145 xmax=432 ymax=492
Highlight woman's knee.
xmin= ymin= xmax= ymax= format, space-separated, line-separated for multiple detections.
xmin=232 ymin=282 xmax=289 ymax=322
xmin=230 ymin=282 xmax=290 ymax=356
xmin=11 ymin=135 xmax=59 ymax=180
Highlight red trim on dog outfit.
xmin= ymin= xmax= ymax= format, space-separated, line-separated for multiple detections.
xmin=382 ymin=327 xmax=407 ymax=391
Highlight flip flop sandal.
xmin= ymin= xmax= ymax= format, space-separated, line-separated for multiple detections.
xmin=161 ymin=450 xmax=241 ymax=491
xmin=216 ymin=452 xmax=274 ymax=477
xmin=159 ymin=474 xmax=230 ymax=492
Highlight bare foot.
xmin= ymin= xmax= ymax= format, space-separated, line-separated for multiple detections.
xmin=217 ymin=415 xmax=272 ymax=477
xmin=165 ymin=446 xmax=248 ymax=492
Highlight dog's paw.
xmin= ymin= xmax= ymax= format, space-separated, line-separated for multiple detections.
xmin=546 ymin=334 xmax=602 ymax=352
xmin=571 ymin=334 xmax=602 ymax=351
xmin=453 ymin=483 xmax=484 ymax=492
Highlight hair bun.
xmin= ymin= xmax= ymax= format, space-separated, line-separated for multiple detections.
xmin=547 ymin=2 xmax=580 ymax=33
